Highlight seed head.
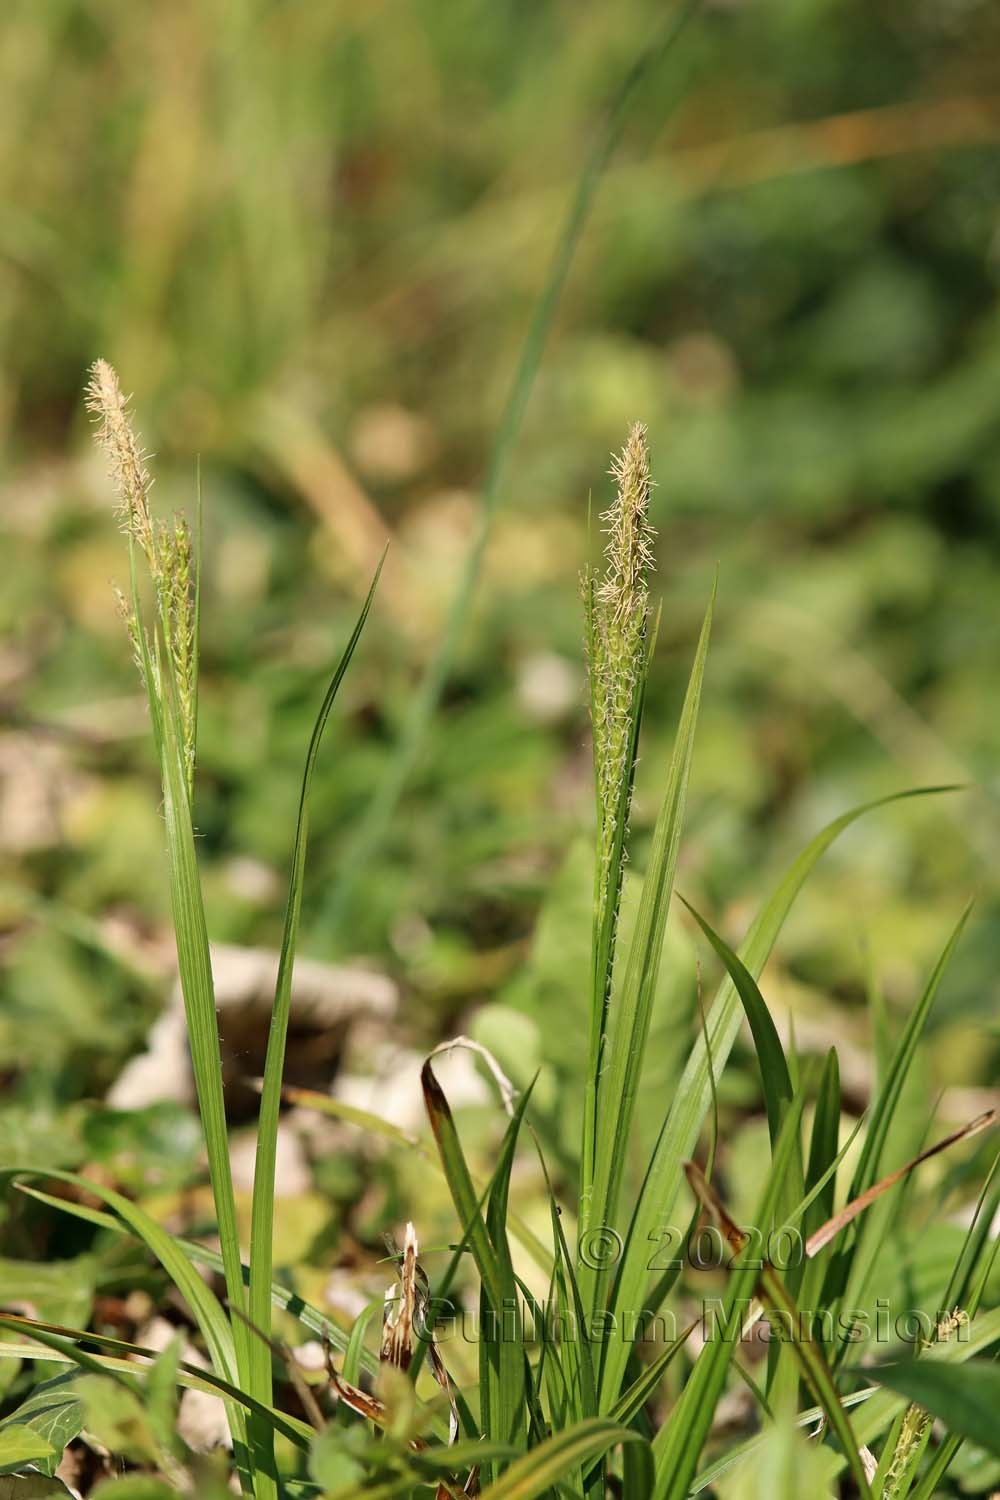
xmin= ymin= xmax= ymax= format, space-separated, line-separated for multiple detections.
xmin=88 ymin=361 xmax=198 ymax=793
xmin=86 ymin=359 xmax=157 ymax=565
xmin=598 ymin=421 xmax=656 ymax=625
xmin=585 ymin=423 xmax=656 ymax=900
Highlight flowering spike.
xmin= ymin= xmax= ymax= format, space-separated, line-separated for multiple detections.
xmin=85 ymin=359 xmax=157 ymax=567
xmin=587 ymin=421 xmax=656 ymax=906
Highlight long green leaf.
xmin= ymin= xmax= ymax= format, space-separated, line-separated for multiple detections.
xmin=482 ymin=1102 xmax=530 ymax=1480
xmin=852 ymin=903 xmax=972 ymax=1202
xmin=247 ymin=555 xmax=384 ymax=1436
xmin=827 ymin=905 xmax=972 ymax=1364
xmin=868 ymin=1359 xmax=1000 ymax=1459
xmin=421 ymin=1060 xmax=515 ymax=1312
xmin=607 ymin=1322 xmax=694 ymax=1428
xmin=0 ymin=1167 xmax=246 ymax=1470
xmin=124 ymin=523 xmax=254 ymax=1488
xmin=585 ymin=585 xmax=714 ymax=1318
xmin=599 ymin=786 xmax=956 ymax=1411
xmin=0 ymin=1316 xmax=311 ymax=1451
xmin=651 ymin=1068 xmax=815 ymax=1500
xmin=15 ymin=1183 xmax=380 ymax=1378
xmin=277 ymin=1082 xmax=552 ymax=1274
xmin=679 ymin=895 xmax=792 ymax=1146
xmin=422 ymin=1060 xmax=537 ymax=1480
xmin=692 ymin=1308 xmax=1000 ymax=1492
xmin=677 ymin=895 xmax=807 ymax=1408
xmin=476 ymin=1417 xmax=652 ymax=1500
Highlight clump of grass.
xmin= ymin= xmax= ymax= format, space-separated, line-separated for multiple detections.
xmin=0 ymin=393 xmax=996 ymax=1500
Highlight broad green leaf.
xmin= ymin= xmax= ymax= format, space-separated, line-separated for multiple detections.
xmin=818 ymin=1306 xmax=1000 ymax=1490
xmin=309 ymin=1426 xmax=367 ymax=1491
xmin=0 ymin=1258 xmax=94 ymax=1330
xmin=868 ymin=1358 xmax=1000 ymax=1458
xmin=76 ymin=1375 xmax=161 ymax=1467
xmin=0 ymin=1374 xmax=81 ymax=1478
xmin=696 ymin=1308 xmax=1000 ymax=1494
xmin=0 ymin=1427 xmax=54 ymax=1473
xmin=716 ymin=1418 xmax=835 ymax=1500
xmin=0 ymin=1477 xmax=74 ymax=1498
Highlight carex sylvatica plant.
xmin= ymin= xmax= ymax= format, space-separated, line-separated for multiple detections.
xmin=1 ymin=375 xmax=998 ymax=1500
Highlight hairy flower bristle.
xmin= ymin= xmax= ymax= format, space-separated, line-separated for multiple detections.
xmin=112 ymin=583 xmax=149 ymax=687
xmin=586 ymin=422 xmax=656 ymax=907
xmin=160 ymin=515 xmax=197 ymax=788
xmin=89 ymin=360 xmax=198 ymax=793
xmin=598 ymin=420 xmax=655 ymax=625
xmin=882 ymin=1308 xmax=970 ymax=1496
xmin=86 ymin=358 xmax=156 ymax=565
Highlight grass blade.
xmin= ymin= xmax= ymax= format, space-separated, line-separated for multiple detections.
xmin=651 ymin=1068 xmax=815 ymax=1500
xmin=678 ymin=895 xmax=793 ymax=1146
xmin=422 ymin=1060 xmax=535 ymax=1479
xmin=247 ymin=554 xmax=384 ymax=1435
xmin=682 ymin=1164 xmax=874 ymax=1499
xmin=585 ymin=585 xmax=714 ymax=1314
xmin=868 ymin=1359 xmax=1000 ymax=1460
xmin=850 ymin=903 xmax=973 ymax=1203
xmin=3 ymin=1167 xmax=246 ymax=1465
xmin=280 ymin=1082 xmax=552 ymax=1274
xmin=323 ymin=3 xmax=700 ymax=934
xmin=475 ymin=1417 xmax=653 ymax=1500
xmin=599 ymin=786 xmax=956 ymax=1411
xmin=0 ymin=1314 xmax=312 ymax=1451
xmin=14 ymin=1183 xmax=382 ymax=1379
xmin=824 ymin=907 xmax=975 ymax=1362
xmin=692 ymin=1314 xmax=1000 ymax=1493
xmin=805 ymin=1109 xmax=996 ymax=1260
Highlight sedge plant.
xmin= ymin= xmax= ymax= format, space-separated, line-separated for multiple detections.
xmin=0 ymin=390 xmax=997 ymax=1500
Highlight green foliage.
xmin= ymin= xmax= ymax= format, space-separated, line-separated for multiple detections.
xmin=3 ymin=393 xmax=997 ymax=1496
xmin=2 ymin=0 xmax=1000 ymax=1491
xmin=0 ymin=1377 xmax=81 ymax=1480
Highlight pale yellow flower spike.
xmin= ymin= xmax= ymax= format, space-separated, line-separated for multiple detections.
xmin=85 ymin=358 xmax=157 ymax=568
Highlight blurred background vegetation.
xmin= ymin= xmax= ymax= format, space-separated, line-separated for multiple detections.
xmin=1 ymin=0 xmax=999 ymax=1352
